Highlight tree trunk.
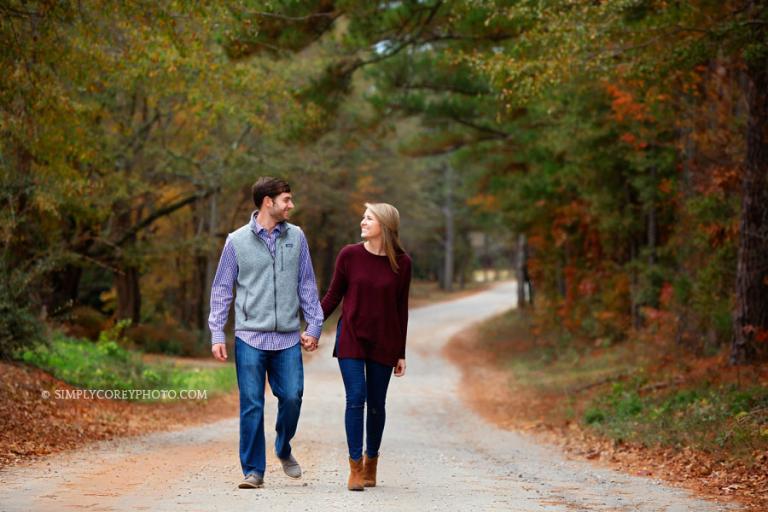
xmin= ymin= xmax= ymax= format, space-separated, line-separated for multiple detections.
xmin=203 ymin=193 xmax=219 ymax=331
xmin=194 ymin=253 xmax=207 ymax=331
xmin=516 ymin=233 xmax=528 ymax=309
xmin=630 ymin=236 xmax=642 ymax=329
xmin=442 ymin=164 xmax=455 ymax=291
xmin=322 ymin=232 xmax=337 ymax=294
xmin=112 ymin=204 xmax=142 ymax=325
xmin=457 ymin=231 xmax=469 ymax=290
xmin=115 ymin=265 xmax=141 ymax=324
xmin=46 ymin=264 xmax=82 ymax=314
xmin=190 ymin=198 xmax=208 ymax=332
xmin=556 ymin=250 xmax=567 ymax=298
xmin=483 ymin=232 xmax=495 ymax=282
xmin=177 ymin=255 xmax=188 ymax=324
xmin=647 ymin=165 xmax=657 ymax=267
xmin=731 ymin=22 xmax=768 ymax=364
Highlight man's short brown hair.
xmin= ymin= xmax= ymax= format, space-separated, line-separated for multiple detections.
xmin=252 ymin=177 xmax=291 ymax=209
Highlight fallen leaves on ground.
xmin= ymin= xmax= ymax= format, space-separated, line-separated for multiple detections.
xmin=0 ymin=361 xmax=238 ymax=469
xmin=444 ymin=327 xmax=768 ymax=512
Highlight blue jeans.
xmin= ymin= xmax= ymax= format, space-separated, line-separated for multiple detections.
xmin=336 ymin=321 xmax=393 ymax=461
xmin=234 ymin=337 xmax=304 ymax=476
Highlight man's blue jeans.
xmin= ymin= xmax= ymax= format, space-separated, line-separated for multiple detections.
xmin=234 ymin=337 xmax=304 ymax=477
xmin=336 ymin=321 xmax=393 ymax=461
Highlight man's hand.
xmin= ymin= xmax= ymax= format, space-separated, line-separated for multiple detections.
xmin=394 ymin=358 xmax=406 ymax=377
xmin=212 ymin=343 xmax=228 ymax=362
xmin=300 ymin=333 xmax=319 ymax=352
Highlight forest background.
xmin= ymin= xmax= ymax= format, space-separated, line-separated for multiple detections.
xmin=2 ymin=2 xmax=768 ymax=492
xmin=3 ymin=0 xmax=766 ymax=362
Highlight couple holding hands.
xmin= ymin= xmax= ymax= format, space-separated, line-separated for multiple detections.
xmin=209 ymin=177 xmax=411 ymax=491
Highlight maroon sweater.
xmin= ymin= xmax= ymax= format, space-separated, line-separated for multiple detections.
xmin=321 ymin=243 xmax=411 ymax=367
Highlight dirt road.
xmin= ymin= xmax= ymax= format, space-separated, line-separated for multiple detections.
xmin=0 ymin=282 xmax=736 ymax=511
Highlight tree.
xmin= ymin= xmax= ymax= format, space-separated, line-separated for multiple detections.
xmin=732 ymin=0 xmax=768 ymax=363
xmin=0 ymin=2 xmax=308 ymax=350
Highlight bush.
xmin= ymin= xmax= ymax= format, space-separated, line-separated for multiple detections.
xmin=583 ymin=381 xmax=768 ymax=459
xmin=584 ymin=407 xmax=606 ymax=424
xmin=125 ymin=323 xmax=204 ymax=356
xmin=63 ymin=306 xmax=109 ymax=340
xmin=19 ymin=329 xmax=236 ymax=399
xmin=0 ymin=262 xmax=43 ymax=359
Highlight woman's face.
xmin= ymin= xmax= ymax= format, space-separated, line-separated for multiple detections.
xmin=360 ymin=208 xmax=382 ymax=240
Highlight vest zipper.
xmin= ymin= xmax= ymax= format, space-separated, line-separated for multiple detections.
xmin=274 ymin=237 xmax=282 ymax=329
xmin=253 ymin=232 xmax=279 ymax=331
xmin=273 ymin=258 xmax=278 ymax=331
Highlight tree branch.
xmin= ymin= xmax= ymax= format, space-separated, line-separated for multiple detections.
xmin=341 ymin=2 xmax=446 ymax=74
xmin=0 ymin=5 xmax=44 ymax=18
xmin=249 ymin=10 xmax=339 ymax=22
xmin=444 ymin=113 xmax=511 ymax=138
xmin=399 ymin=82 xmax=491 ymax=96
xmin=422 ymin=31 xmax=519 ymax=44
xmin=405 ymin=133 xmax=509 ymax=157
xmin=114 ymin=189 xmax=217 ymax=247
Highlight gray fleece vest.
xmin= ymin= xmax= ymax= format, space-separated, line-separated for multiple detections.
xmin=229 ymin=222 xmax=302 ymax=333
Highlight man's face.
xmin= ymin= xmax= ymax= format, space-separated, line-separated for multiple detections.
xmin=266 ymin=192 xmax=294 ymax=221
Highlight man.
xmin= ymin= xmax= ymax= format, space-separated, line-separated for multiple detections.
xmin=209 ymin=176 xmax=322 ymax=489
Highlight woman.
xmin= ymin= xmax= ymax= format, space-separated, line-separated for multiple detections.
xmin=320 ymin=202 xmax=411 ymax=491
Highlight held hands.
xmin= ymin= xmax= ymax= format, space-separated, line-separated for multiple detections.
xmin=300 ymin=333 xmax=319 ymax=352
xmin=394 ymin=358 xmax=406 ymax=377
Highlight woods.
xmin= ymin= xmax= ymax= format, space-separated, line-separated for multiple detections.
xmin=1 ymin=0 xmax=767 ymax=366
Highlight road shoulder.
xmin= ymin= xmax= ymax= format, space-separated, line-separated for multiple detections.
xmin=444 ymin=320 xmax=759 ymax=511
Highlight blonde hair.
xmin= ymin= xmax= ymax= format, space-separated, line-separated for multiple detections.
xmin=364 ymin=202 xmax=404 ymax=273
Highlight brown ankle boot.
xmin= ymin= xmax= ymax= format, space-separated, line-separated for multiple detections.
xmin=348 ymin=457 xmax=365 ymax=491
xmin=362 ymin=454 xmax=378 ymax=487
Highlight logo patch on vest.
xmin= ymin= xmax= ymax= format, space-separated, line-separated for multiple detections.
xmin=285 ymin=243 xmax=293 ymax=248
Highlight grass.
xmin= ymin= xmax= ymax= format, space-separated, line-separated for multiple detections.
xmin=478 ymin=309 xmax=768 ymax=463
xmin=584 ymin=381 xmax=768 ymax=459
xmin=480 ymin=311 xmax=645 ymax=392
xmin=19 ymin=331 xmax=237 ymax=400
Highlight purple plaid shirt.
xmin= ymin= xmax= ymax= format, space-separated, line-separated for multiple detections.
xmin=208 ymin=212 xmax=323 ymax=350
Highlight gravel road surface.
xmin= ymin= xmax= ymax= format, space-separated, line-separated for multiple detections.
xmin=0 ymin=282 xmax=736 ymax=511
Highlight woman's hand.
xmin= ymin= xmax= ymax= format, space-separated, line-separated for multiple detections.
xmin=394 ymin=358 xmax=406 ymax=377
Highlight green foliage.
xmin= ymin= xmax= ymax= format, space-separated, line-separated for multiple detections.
xmin=584 ymin=407 xmax=606 ymax=425
xmin=0 ymin=1 xmax=325 ymax=344
xmin=125 ymin=323 xmax=206 ymax=356
xmin=584 ymin=382 xmax=768 ymax=459
xmin=484 ymin=309 xmax=768 ymax=462
xmin=2 ymin=0 xmax=762 ymax=362
xmin=0 ymin=258 xmax=45 ymax=358
xmin=19 ymin=331 xmax=236 ymax=399
xmin=21 ymin=333 xmax=144 ymax=391
xmin=0 ymin=284 xmax=43 ymax=359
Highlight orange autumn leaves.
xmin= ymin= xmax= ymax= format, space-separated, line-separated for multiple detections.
xmin=605 ymin=81 xmax=654 ymax=151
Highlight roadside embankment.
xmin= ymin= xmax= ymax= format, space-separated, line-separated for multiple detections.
xmin=445 ymin=309 xmax=768 ymax=511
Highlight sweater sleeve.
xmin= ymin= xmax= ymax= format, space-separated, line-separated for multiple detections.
xmin=397 ymin=255 xmax=412 ymax=359
xmin=321 ymin=247 xmax=349 ymax=319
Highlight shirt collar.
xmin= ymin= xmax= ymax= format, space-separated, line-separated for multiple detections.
xmin=250 ymin=210 xmax=284 ymax=236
